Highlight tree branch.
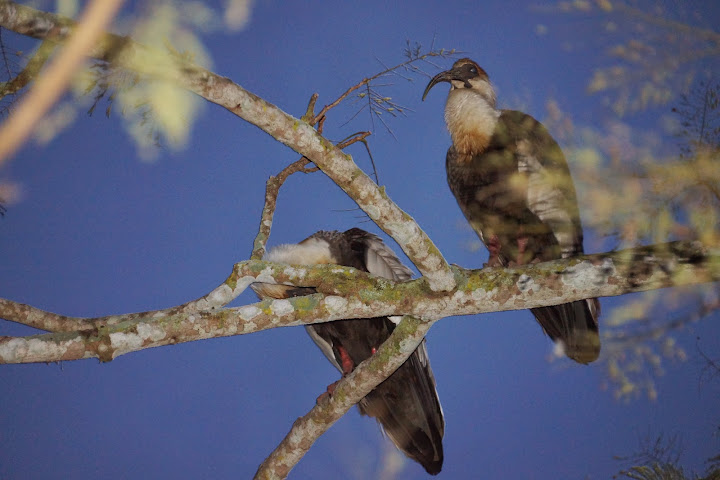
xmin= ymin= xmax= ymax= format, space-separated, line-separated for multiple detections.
xmin=0 ymin=260 xmax=258 ymax=333
xmin=2 ymin=242 xmax=718 ymax=364
xmin=0 ymin=0 xmax=456 ymax=292
xmin=254 ymin=315 xmax=431 ymax=480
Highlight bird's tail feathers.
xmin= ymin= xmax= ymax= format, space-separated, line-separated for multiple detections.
xmin=531 ymin=298 xmax=601 ymax=364
xmin=358 ymin=342 xmax=445 ymax=475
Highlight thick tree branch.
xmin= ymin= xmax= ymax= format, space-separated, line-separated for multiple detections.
xmin=0 ymin=0 xmax=456 ymax=292
xmin=1 ymin=242 xmax=718 ymax=364
xmin=181 ymin=67 xmax=457 ymax=291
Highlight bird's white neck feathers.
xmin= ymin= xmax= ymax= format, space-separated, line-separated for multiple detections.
xmin=263 ymin=238 xmax=335 ymax=265
xmin=444 ymin=82 xmax=499 ymax=155
xmin=252 ymin=239 xmax=335 ymax=299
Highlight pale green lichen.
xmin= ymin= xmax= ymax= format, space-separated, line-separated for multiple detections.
xmin=224 ymin=271 xmax=238 ymax=290
xmin=290 ymin=295 xmax=321 ymax=319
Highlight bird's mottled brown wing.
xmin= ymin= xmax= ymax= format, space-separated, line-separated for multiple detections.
xmin=503 ymin=110 xmax=585 ymax=260
xmin=502 ymin=111 xmax=601 ymax=363
xmin=446 ymin=111 xmax=600 ymax=363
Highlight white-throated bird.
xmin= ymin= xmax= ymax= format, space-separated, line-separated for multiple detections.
xmin=422 ymin=58 xmax=600 ymax=364
xmin=251 ymin=228 xmax=445 ymax=475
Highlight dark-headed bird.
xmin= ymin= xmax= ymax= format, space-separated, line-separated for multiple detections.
xmin=251 ymin=228 xmax=445 ymax=475
xmin=422 ymin=58 xmax=600 ymax=364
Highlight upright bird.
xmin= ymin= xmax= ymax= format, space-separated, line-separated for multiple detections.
xmin=252 ymin=228 xmax=445 ymax=475
xmin=422 ymin=58 xmax=600 ymax=364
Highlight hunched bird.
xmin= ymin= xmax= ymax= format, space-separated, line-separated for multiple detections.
xmin=251 ymin=228 xmax=445 ymax=474
xmin=422 ymin=58 xmax=600 ymax=364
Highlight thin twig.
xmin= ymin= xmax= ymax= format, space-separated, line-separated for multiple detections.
xmin=251 ymin=157 xmax=313 ymax=260
xmin=250 ymin=128 xmax=369 ymax=261
xmin=301 ymin=92 xmax=319 ymax=122
xmin=335 ymin=131 xmax=378 ymax=183
xmin=0 ymin=39 xmax=56 ymax=99
xmin=310 ymin=47 xmax=456 ymax=126
xmin=335 ymin=131 xmax=370 ymax=149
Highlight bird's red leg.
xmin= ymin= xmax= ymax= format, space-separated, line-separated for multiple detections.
xmin=316 ymin=346 xmax=355 ymax=405
xmin=514 ymin=236 xmax=529 ymax=266
xmin=337 ymin=345 xmax=354 ymax=375
xmin=484 ymin=234 xmax=503 ymax=267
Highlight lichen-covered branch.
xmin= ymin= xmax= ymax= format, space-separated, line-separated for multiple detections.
xmin=254 ymin=315 xmax=431 ymax=480
xmin=0 ymin=0 xmax=456 ymax=292
xmin=1 ymin=242 xmax=718 ymax=364
xmin=0 ymin=262 xmax=256 ymax=333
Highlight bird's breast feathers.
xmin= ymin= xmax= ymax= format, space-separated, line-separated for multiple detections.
xmin=444 ymin=89 xmax=499 ymax=156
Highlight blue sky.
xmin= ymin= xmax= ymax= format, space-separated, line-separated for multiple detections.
xmin=1 ymin=1 xmax=719 ymax=478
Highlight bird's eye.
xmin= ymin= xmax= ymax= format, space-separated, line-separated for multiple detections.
xmin=469 ymin=66 xmax=477 ymax=74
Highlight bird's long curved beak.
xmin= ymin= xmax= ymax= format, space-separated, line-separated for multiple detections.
xmin=422 ymin=70 xmax=453 ymax=101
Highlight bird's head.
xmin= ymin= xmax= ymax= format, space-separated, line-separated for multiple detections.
xmin=422 ymin=58 xmax=496 ymax=108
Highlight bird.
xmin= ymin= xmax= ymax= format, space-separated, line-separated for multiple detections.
xmin=251 ymin=228 xmax=445 ymax=475
xmin=422 ymin=58 xmax=601 ymax=364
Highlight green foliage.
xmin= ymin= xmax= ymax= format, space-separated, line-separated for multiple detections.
xmin=560 ymin=0 xmax=719 ymax=116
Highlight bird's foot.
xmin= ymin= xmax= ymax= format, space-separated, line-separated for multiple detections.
xmin=514 ymin=237 xmax=530 ymax=265
xmin=484 ymin=234 xmax=503 ymax=268
xmin=316 ymin=379 xmax=341 ymax=405
xmin=483 ymin=255 xmax=503 ymax=268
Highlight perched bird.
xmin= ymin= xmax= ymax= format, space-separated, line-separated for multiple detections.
xmin=252 ymin=228 xmax=445 ymax=475
xmin=422 ymin=58 xmax=600 ymax=364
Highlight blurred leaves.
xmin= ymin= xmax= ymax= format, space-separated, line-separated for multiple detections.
xmin=76 ymin=1 xmax=214 ymax=159
xmin=558 ymin=0 xmax=720 ymax=115
xmin=224 ymin=0 xmax=254 ymax=31
xmin=545 ymin=73 xmax=720 ymax=250
xmin=543 ymin=74 xmax=719 ymax=400
xmin=1 ymin=0 xmax=255 ymax=159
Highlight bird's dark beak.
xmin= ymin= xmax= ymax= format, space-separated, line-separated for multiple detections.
xmin=424 ymin=64 xmax=473 ymax=101
xmin=422 ymin=70 xmax=455 ymax=101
